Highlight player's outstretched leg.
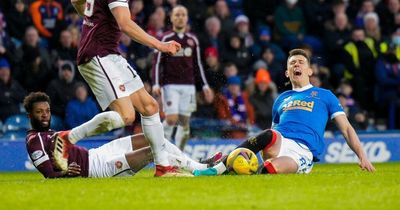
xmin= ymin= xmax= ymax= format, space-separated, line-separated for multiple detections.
xmin=66 ymin=111 xmax=125 ymax=144
xmin=194 ymin=129 xmax=279 ymax=176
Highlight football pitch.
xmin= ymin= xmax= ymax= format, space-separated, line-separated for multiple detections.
xmin=1 ymin=163 xmax=399 ymax=210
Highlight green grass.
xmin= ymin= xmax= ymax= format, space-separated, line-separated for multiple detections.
xmin=1 ymin=163 xmax=399 ymax=210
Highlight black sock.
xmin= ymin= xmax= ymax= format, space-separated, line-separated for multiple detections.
xmin=222 ymin=129 xmax=276 ymax=166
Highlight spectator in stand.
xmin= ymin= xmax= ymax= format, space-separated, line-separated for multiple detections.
xmin=15 ymin=26 xmax=52 ymax=92
xmin=324 ymin=12 xmax=352 ymax=78
xmin=341 ymin=27 xmax=378 ymax=112
xmin=375 ymin=44 xmax=400 ymax=129
xmin=46 ymin=61 xmax=78 ymax=118
xmin=354 ymin=0 xmax=375 ymax=27
xmin=225 ymin=0 xmax=243 ymax=18
xmin=234 ymin=14 xmax=254 ymax=48
xmin=336 ymin=81 xmax=368 ymax=130
xmin=252 ymin=47 xmax=285 ymax=91
xmin=363 ymin=12 xmax=381 ymax=42
xmin=146 ymin=7 xmax=166 ymax=40
xmin=221 ymin=33 xmax=251 ymax=78
xmin=378 ymin=0 xmax=400 ymax=37
xmin=198 ymin=16 xmax=225 ymax=55
xmin=337 ymin=93 xmax=368 ymax=130
xmin=250 ymin=26 xmax=285 ymax=63
xmin=51 ymin=29 xmax=78 ymax=66
xmin=130 ymin=0 xmax=146 ymax=27
xmin=301 ymin=0 xmax=331 ymax=37
xmin=204 ymin=47 xmax=224 ymax=93
xmin=65 ymin=82 xmax=100 ymax=129
xmin=4 ymin=0 xmax=32 ymax=44
xmin=64 ymin=5 xmax=82 ymax=32
xmin=180 ymin=0 xmax=208 ymax=32
xmin=0 ymin=58 xmax=26 ymax=121
xmin=249 ymin=68 xmax=277 ymax=130
xmin=274 ymin=0 xmax=306 ymax=50
xmin=243 ymin=0 xmax=279 ymax=29
xmin=0 ymin=11 xmax=17 ymax=64
xmin=214 ymin=76 xmax=254 ymax=138
xmin=274 ymin=0 xmax=323 ymax=53
xmin=213 ymin=0 xmax=235 ymax=35
xmin=29 ymin=0 xmax=65 ymax=48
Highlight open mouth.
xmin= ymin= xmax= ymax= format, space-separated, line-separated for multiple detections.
xmin=293 ymin=69 xmax=302 ymax=76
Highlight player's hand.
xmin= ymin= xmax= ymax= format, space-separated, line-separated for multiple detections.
xmin=203 ymin=87 xmax=214 ymax=104
xmin=152 ymin=85 xmax=161 ymax=97
xmin=359 ymin=158 xmax=375 ymax=172
xmin=65 ymin=162 xmax=81 ymax=177
xmin=159 ymin=41 xmax=181 ymax=55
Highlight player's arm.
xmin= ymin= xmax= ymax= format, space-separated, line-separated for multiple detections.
xmin=36 ymin=161 xmax=81 ymax=178
xmin=110 ymin=6 xmax=180 ymax=55
xmin=71 ymin=0 xmax=86 ymax=16
xmin=333 ymin=115 xmax=375 ymax=172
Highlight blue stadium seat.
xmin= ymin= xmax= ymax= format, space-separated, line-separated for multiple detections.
xmin=50 ymin=115 xmax=64 ymax=131
xmin=3 ymin=114 xmax=30 ymax=133
xmin=0 ymin=130 xmax=26 ymax=141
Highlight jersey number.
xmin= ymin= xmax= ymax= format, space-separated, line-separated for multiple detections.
xmin=84 ymin=0 xmax=95 ymax=17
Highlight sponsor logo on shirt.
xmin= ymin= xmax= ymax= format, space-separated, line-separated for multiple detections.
xmin=282 ymin=100 xmax=314 ymax=112
xmin=31 ymin=150 xmax=43 ymax=160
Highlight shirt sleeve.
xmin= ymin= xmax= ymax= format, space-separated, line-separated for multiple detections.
xmin=27 ymin=134 xmax=65 ymax=178
xmin=108 ymin=0 xmax=129 ymax=10
xmin=326 ymin=90 xmax=345 ymax=120
xmin=271 ymin=95 xmax=281 ymax=128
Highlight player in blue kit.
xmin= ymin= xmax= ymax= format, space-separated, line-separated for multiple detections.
xmin=194 ymin=49 xmax=375 ymax=175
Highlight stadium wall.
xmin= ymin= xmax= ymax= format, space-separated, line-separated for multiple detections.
xmin=0 ymin=132 xmax=399 ymax=172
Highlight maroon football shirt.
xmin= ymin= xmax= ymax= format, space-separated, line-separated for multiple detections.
xmin=152 ymin=31 xmax=209 ymax=87
xmin=77 ymin=0 xmax=128 ymax=65
xmin=26 ymin=130 xmax=89 ymax=178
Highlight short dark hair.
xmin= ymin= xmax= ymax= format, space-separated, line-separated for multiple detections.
xmin=23 ymin=92 xmax=51 ymax=113
xmin=288 ymin=48 xmax=311 ymax=65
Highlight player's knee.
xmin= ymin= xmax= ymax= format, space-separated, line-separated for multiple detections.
xmin=165 ymin=117 xmax=178 ymax=126
xmin=121 ymin=115 xmax=135 ymax=125
xmin=142 ymin=99 xmax=159 ymax=116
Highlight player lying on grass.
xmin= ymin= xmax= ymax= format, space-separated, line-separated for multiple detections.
xmin=24 ymin=92 xmax=221 ymax=178
xmin=194 ymin=49 xmax=375 ymax=176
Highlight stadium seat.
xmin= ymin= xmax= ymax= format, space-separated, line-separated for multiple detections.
xmin=3 ymin=114 xmax=30 ymax=133
xmin=51 ymin=115 xmax=64 ymax=131
xmin=0 ymin=130 xmax=26 ymax=141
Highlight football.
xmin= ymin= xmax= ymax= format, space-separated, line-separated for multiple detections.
xmin=226 ymin=148 xmax=259 ymax=175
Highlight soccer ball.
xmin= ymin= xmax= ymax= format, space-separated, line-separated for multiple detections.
xmin=226 ymin=148 xmax=259 ymax=175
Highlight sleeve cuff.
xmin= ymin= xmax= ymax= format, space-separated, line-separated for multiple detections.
xmin=108 ymin=1 xmax=129 ymax=10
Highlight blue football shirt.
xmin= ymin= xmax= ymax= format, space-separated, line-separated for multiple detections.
xmin=272 ymin=85 xmax=344 ymax=160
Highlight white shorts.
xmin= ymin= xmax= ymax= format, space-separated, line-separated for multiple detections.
xmin=161 ymin=84 xmax=196 ymax=116
xmin=277 ymin=136 xmax=314 ymax=174
xmin=78 ymin=54 xmax=144 ymax=110
xmin=88 ymin=136 xmax=134 ymax=178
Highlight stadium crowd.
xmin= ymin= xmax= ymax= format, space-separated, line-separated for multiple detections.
xmin=0 ymin=0 xmax=399 ymax=139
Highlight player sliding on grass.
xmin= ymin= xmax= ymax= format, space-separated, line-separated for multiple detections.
xmin=194 ymin=49 xmax=375 ymax=176
xmin=24 ymin=92 xmax=221 ymax=178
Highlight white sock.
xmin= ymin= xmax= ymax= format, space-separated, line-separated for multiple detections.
xmin=167 ymin=153 xmax=207 ymax=171
xmin=69 ymin=111 xmax=125 ymax=144
xmin=213 ymin=162 xmax=227 ymax=175
xmin=141 ymin=113 xmax=169 ymax=166
xmin=162 ymin=120 xmax=174 ymax=141
xmin=164 ymin=140 xmax=206 ymax=171
xmin=175 ymin=125 xmax=190 ymax=149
